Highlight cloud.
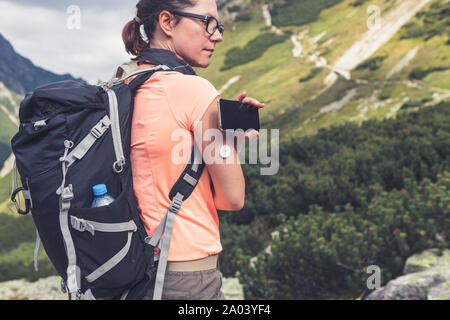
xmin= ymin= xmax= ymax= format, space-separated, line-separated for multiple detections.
xmin=0 ymin=1 xmax=138 ymax=83
xmin=7 ymin=0 xmax=135 ymax=14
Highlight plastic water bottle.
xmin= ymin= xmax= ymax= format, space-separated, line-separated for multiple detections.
xmin=91 ymin=184 xmax=115 ymax=208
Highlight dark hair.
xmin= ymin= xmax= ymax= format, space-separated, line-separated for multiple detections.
xmin=122 ymin=0 xmax=196 ymax=57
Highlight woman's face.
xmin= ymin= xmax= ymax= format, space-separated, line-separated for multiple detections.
xmin=171 ymin=0 xmax=223 ymax=68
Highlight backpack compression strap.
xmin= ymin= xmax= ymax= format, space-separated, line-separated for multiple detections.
xmin=147 ymin=141 xmax=206 ymax=300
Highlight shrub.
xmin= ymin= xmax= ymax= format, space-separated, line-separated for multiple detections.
xmin=221 ymin=32 xmax=291 ymax=71
xmin=219 ymin=102 xmax=450 ymax=278
xmin=0 ymin=214 xmax=36 ymax=254
xmin=236 ymin=172 xmax=450 ymax=299
xmin=0 ymin=142 xmax=11 ymax=172
xmin=409 ymin=66 xmax=450 ymax=80
xmin=400 ymin=22 xmax=426 ymax=39
xmin=0 ymin=242 xmax=57 ymax=282
xmin=400 ymin=100 xmax=421 ymax=110
xmin=351 ymin=0 xmax=371 ymax=6
xmin=235 ymin=12 xmax=252 ymax=22
xmin=355 ymin=56 xmax=387 ymax=71
xmin=299 ymin=68 xmax=322 ymax=82
xmin=219 ymin=217 xmax=274 ymax=277
xmin=228 ymin=5 xmax=241 ymax=13
xmin=0 ymin=210 xmax=57 ymax=282
xmin=401 ymin=2 xmax=450 ymax=40
xmin=270 ymin=0 xmax=343 ymax=28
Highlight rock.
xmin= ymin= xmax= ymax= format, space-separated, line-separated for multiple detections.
xmin=222 ymin=278 xmax=244 ymax=300
xmin=0 ymin=276 xmax=244 ymax=300
xmin=365 ymin=249 xmax=450 ymax=300
xmin=403 ymin=248 xmax=448 ymax=274
xmin=0 ymin=276 xmax=66 ymax=300
xmin=427 ymin=281 xmax=450 ymax=300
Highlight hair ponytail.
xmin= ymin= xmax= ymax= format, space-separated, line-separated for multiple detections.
xmin=122 ymin=19 xmax=148 ymax=57
xmin=121 ymin=0 xmax=195 ymax=58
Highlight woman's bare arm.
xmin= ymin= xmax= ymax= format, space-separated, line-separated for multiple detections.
xmin=195 ymin=97 xmax=245 ymax=211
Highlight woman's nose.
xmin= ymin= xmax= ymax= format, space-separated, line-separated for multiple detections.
xmin=210 ymin=29 xmax=223 ymax=42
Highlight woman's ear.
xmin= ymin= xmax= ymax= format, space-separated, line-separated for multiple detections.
xmin=158 ymin=10 xmax=176 ymax=37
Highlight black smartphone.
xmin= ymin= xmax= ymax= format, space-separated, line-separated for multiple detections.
xmin=218 ymin=98 xmax=260 ymax=132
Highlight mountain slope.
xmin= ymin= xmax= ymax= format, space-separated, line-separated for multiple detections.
xmin=0 ymin=33 xmax=85 ymax=95
xmin=198 ymin=0 xmax=450 ymax=142
xmin=0 ymin=81 xmax=20 ymax=175
xmin=0 ymin=31 xmax=89 ymax=193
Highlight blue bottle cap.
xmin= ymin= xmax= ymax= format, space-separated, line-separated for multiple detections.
xmin=93 ymin=184 xmax=107 ymax=196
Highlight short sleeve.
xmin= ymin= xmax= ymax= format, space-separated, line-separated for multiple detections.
xmin=163 ymin=73 xmax=220 ymax=132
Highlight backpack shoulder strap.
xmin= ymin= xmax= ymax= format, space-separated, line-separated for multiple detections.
xmin=127 ymin=65 xmax=171 ymax=91
xmin=169 ymin=141 xmax=205 ymax=201
xmin=150 ymin=144 xmax=206 ymax=300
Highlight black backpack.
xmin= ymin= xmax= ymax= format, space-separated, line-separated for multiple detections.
xmin=10 ymin=65 xmax=205 ymax=300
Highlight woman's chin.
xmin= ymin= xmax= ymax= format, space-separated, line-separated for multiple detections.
xmin=189 ymin=56 xmax=211 ymax=69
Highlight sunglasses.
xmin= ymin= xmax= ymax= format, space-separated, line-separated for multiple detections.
xmin=170 ymin=11 xmax=225 ymax=36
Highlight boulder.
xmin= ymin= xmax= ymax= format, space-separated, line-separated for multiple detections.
xmin=427 ymin=281 xmax=450 ymax=300
xmin=403 ymin=248 xmax=448 ymax=274
xmin=365 ymin=249 xmax=450 ymax=300
xmin=0 ymin=276 xmax=65 ymax=300
xmin=222 ymin=277 xmax=244 ymax=300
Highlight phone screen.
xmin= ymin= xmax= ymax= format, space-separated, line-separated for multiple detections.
xmin=218 ymin=98 xmax=260 ymax=132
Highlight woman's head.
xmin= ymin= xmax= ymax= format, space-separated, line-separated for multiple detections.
xmin=122 ymin=0 xmax=223 ymax=68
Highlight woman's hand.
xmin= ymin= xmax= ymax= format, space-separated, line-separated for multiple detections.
xmin=235 ymin=91 xmax=264 ymax=140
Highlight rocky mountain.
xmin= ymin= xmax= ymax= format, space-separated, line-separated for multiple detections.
xmin=0 ymin=33 xmax=85 ymax=95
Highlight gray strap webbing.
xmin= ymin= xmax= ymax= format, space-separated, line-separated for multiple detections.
xmin=107 ymin=90 xmax=126 ymax=173
xmin=85 ymin=231 xmax=134 ymax=283
xmin=152 ymin=192 xmax=184 ymax=300
xmin=120 ymin=290 xmax=130 ymax=300
xmin=84 ymin=289 xmax=96 ymax=300
xmin=145 ymin=213 xmax=168 ymax=248
xmin=59 ymin=185 xmax=81 ymax=294
xmin=33 ymin=229 xmax=40 ymax=272
xmin=192 ymin=140 xmax=202 ymax=173
xmin=66 ymin=116 xmax=111 ymax=168
xmin=70 ymin=216 xmax=137 ymax=236
xmin=122 ymin=64 xmax=170 ymax=82
xmin=183 ymin=173 xmax=197 ymax=186
xmin=23 ymin=190 xmax=31 ymax=200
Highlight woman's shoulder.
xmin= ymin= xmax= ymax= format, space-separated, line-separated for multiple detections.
xmin=155 ymin=72 xmax=218 ymax=96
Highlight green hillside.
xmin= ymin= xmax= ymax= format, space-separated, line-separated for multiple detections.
xmin=0 ymin=82 xmax=20 ymax=170
xmin=198 ymin=0 xmax=450 ymax=142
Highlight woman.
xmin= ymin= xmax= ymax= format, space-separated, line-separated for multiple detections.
xmin=122 ymin=0 xmax=264 ymax=300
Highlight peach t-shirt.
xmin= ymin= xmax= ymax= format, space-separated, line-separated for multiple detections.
xmin=130 ymin=71 xmax=221 ymax=261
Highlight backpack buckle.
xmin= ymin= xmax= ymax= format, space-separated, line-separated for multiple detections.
xmin=61 ymin=185 xmax=74 ymax=202
xmin=169 ymin=193 xmax=183 ymax=213
xmin=71 ymin=216 xmax=95 ymax=236
xmin=90 ymin=118 xmax=110 ymax=139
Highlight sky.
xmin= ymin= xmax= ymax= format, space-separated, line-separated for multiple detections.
xmin=0 ymin=1 xmax=139 ymax=84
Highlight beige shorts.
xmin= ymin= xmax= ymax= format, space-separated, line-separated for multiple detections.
xmin=143 ymin=268 xmax=225 ymax=300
